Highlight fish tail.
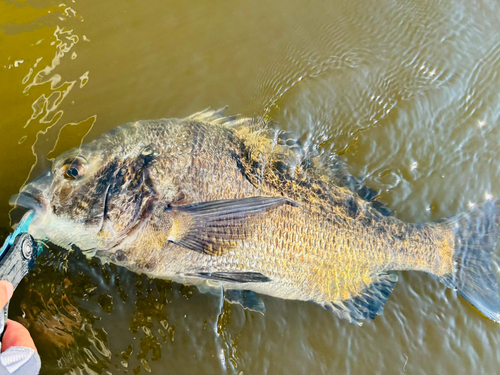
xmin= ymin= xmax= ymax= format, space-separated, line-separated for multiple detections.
xmin=440 ymin=199 xmax=500 ymax=323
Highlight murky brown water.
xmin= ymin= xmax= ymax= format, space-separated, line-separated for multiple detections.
xmin=2 ymin=0 xmax=500 ymax=373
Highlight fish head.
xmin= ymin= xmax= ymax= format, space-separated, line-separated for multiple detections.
xmin=10 ymin=124 xmax=163 ymax=254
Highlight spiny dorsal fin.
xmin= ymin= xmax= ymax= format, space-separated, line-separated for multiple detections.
xmin=185 ymin=106 xmax=250 ymax=128
xmin=167 ymin=196 xmax=297 ymax=256
xmin=325 ymin=273 xmax=398 ymax=325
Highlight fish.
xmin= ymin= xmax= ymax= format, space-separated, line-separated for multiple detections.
xmin=10 ymin=107 xmax=500 ymax=325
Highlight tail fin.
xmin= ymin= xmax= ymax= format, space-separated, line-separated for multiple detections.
xmin=441 ymin=199 xmax=500 ymax=323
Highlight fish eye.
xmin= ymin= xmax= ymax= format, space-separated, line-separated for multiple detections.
xmin=61 ymin=157 xmax=87 ymax=181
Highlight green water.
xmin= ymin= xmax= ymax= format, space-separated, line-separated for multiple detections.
xmin=2 ymin=0 xmax=500 ymax=373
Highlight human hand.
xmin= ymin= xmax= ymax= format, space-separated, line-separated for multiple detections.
xmin=0 ymin=281 xmax=37 ymax=352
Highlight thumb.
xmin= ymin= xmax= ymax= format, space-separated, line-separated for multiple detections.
xmin=0 ymin=281 xmax=13 ymax=310
xmin=2 ymin=320 xmax=37 ymax=352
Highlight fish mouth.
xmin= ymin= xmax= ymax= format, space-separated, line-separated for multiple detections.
xmin=9 ymin=168 xmax=53 ymax=213
xmin=9 ymin=191 xmax=47 ymax=213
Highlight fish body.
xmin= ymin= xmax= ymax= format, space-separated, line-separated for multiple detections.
xmin=13 ymin=108 xmax=500 ymax=325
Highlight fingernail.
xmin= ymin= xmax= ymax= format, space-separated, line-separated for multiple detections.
xmin=5 ymin=282 xmax=13 ymax=301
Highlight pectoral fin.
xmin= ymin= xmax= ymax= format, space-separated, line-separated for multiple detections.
xmin=326 ymin=273 xmax=398 ymax=325
xmin=168 ymin=196 xmax=296 ymax=255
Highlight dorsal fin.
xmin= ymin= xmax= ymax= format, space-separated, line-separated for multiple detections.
xmin=302 ymin=152 xmax=392 ymax=211
xmin=185 ymin=106 xmax=375 ymax=202
xmin=325 ymin=273 xmax=398 ymax=325
xmin=230 ymin=113 xmax=386 ymax=206
xmin=187 ymin=107 xmax=392 ymax=212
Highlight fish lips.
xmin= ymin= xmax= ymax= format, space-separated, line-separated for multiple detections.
xmin=10 ymin=169 xmax=53 ymax=213
xmin=9 ymin=191 xmax=51 ymax=214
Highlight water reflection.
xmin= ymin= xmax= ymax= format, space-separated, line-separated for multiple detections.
xmin=13 ymin=248 xmax=252 ymax=374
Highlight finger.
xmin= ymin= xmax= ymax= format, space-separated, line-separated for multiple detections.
xmin=0 ymin=281 xmax=13 ymax=310
xmin=2 ymin=320 xmax=36 ymax=352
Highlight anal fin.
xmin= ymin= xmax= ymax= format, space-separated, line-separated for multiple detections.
xmin=225 ymin=290 xmax=266 ymax=313
xmin=326 ymin=273 xmax=398 ymax=325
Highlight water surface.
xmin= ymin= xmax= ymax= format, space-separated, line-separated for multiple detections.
xmin=2 ymin=0 xmax=500 ymax=373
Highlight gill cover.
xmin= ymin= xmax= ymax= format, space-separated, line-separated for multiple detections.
xmin=98 ymin=145 xmax=159 ymax=248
